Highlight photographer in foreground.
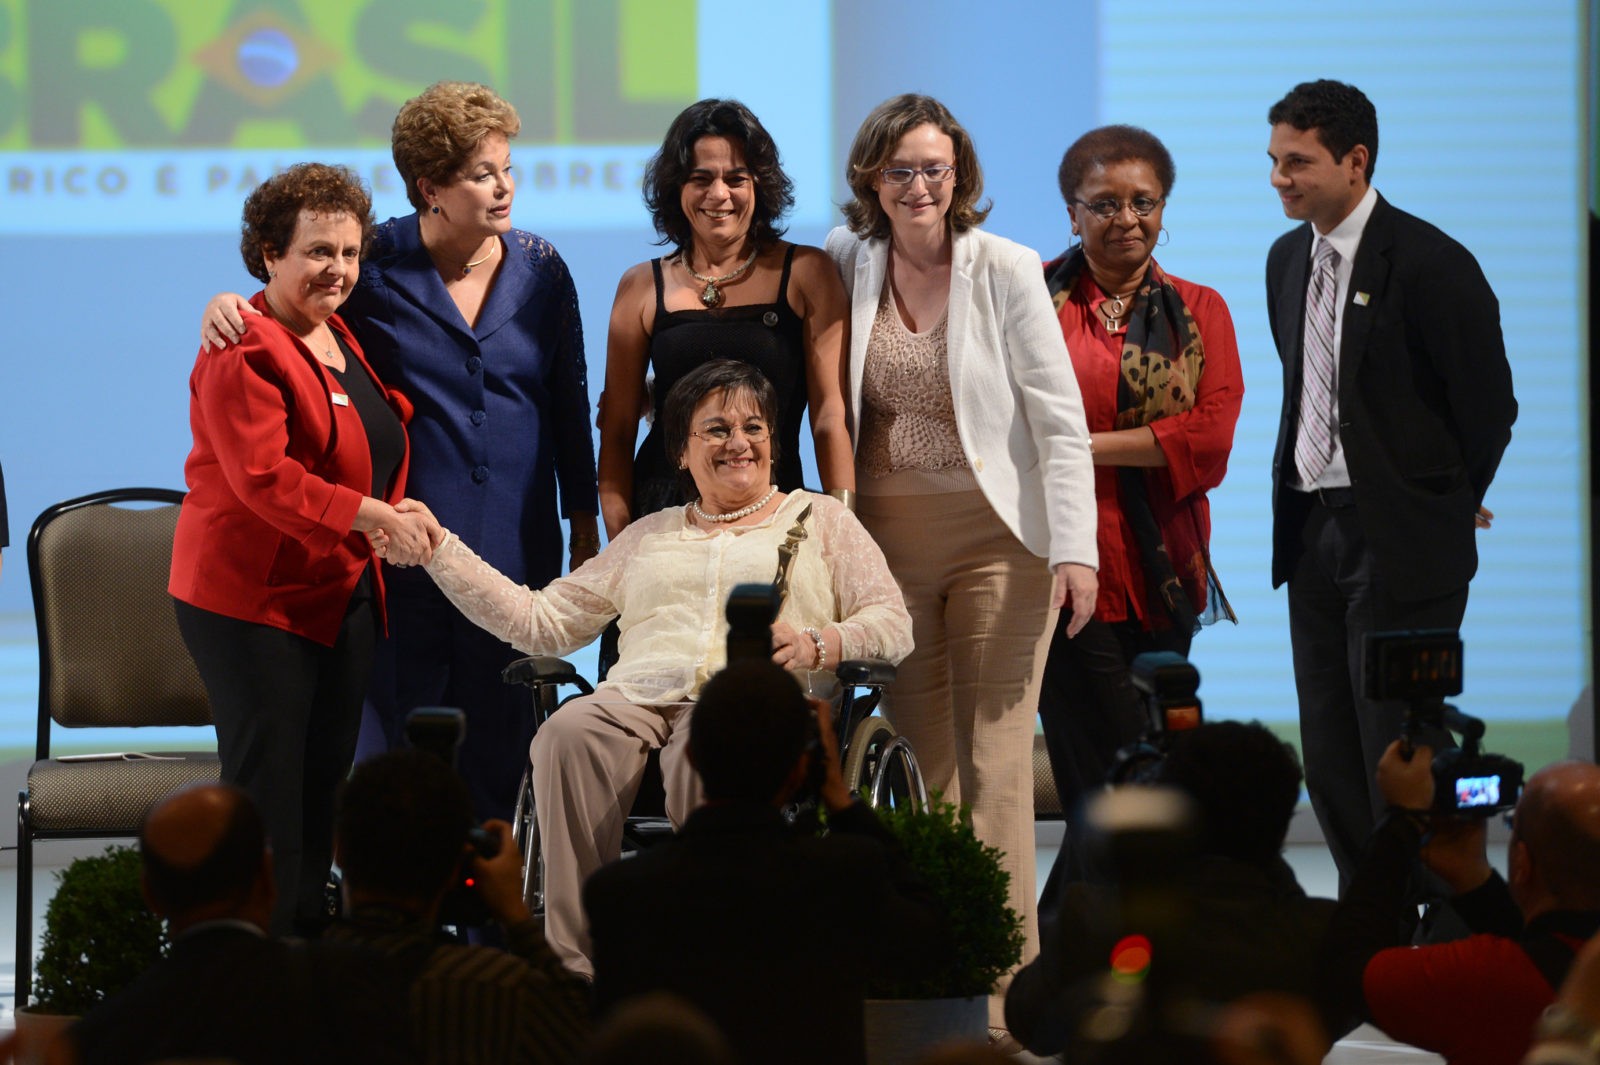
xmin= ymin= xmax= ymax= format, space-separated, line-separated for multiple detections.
xmin=326 ymin=750 xmax=590 ymax=1065
xmin=583 ymin=659 xmax=949 ymax=1065
xmin=1007 ymin=721 xmax=1335 ymax=1057
xmin=1322 ymin=745 xmax=1600 ymax=1064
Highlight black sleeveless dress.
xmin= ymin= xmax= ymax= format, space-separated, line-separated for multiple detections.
xmin=631 ymin=244 xmax=808 ymax=517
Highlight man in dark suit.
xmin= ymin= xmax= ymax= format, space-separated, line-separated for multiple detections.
xmin=60 ymin=785 xmax=413 ymax=1065
xmin=1264 ymin=79 xmax=1517 ymax=884
xmin=583 ymin=660 xmax=950 ymax=1065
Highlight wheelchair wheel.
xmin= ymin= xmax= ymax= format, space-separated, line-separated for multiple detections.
xmin=510 ymin=767 xmax=544 ymax=919
xmin=842 ymin=715 xmax=927 ymax=812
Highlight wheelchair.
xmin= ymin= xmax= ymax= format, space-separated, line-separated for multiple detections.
xmin=499 ymin=655 xmax=927 ymax=917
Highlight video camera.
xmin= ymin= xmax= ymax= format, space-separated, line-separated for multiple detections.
xmin=405 ymin=706 xmax=502 ymax=928
xmin=1363 ymin=630 xmax=1524 ymax=817
xmin=1107 ymin=651 xmax=1204 ymax=785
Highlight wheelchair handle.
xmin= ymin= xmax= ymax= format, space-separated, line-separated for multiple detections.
xmin=835 ymin=659 xmax=897 ymax=687
xmin=500 ymin=656 xmax=595 ymax=694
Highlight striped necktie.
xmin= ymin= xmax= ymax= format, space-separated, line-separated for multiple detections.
xmin=1294 ymin=238 xmax=1340 ymax=485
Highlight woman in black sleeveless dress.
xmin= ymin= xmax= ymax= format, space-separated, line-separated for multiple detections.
xmin=598 ymin=99 xmax=854 ymax=536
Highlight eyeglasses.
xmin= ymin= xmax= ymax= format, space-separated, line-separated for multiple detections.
xmin=879 ymin=165 xmax=956 ymax=186
xmin=691 ymin=421 xmax=770 ymax=444
xmin=1075 ymin=196 xmax=1165 ymax=220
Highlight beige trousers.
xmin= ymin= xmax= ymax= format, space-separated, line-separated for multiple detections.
xmin=858 ymin=489 xmax=1055 ymax=1021
xmin=529 ymin=688 xmax=702 ymax=975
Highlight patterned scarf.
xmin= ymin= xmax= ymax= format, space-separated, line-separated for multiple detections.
xmin=1044 ymin=246 xmax=1205 ymax=430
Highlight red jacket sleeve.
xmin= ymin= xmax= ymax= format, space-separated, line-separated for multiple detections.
xmin=1148 ymin=282 xmax=1244 ymax=503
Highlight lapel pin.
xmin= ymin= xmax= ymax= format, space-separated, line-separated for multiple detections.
xmin=1353 ymin=291 xmax=1370 ymax=306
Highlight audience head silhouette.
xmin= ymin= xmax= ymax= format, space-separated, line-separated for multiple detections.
xmin=689 ymin=658 xmax=812 ymax=805
xmin=1509 ymin=760 xmax=1600 ymax=916
xmin=336 ymin=748 xmax=475 ymax=908
xmin=581 ymin=992 xmax=736 ymax=1065
xmin=139 ymin=783 xmax=272 ymax=932
xmin=1155 ymin=720 xmax=1304 ymax=863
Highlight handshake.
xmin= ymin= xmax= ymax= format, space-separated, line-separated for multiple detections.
xmin=354 ymin=497 xmax=446 ymax=568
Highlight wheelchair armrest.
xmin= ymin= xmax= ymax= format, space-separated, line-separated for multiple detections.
xmin=500 ymin=655 xmax=583 ymax=688
xmin=835 ymin=659 xmax=897 ymax=688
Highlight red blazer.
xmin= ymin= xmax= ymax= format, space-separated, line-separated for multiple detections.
xmin=170 ymin=292 xmax=411 ymax=647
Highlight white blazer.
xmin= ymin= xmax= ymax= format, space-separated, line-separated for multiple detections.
xmin=825 ymin=225 xmax=1097 ymax=570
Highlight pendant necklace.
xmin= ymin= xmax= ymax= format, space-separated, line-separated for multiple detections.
xmin=462 ymin=239 xmax=498 ymax=275
xmin=1098 ymin=287 xmax=1138 ymax=330
xmin=685 ymin=245 xmax=758 ymax=308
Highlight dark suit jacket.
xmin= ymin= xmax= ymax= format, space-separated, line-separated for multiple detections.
xmin=1266 ymin=195 xmax=1516 ymax=601
xmin=583 ymin=801 xmax=949 ymax=1065
xmin=67 ymin=923 xmax=415 ymax=1065
xmin=169 ymin=292 xmax=411 ymax=646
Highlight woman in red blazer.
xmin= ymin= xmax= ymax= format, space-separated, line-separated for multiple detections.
xmin=169 ymin=163 xmax=438 ymax=934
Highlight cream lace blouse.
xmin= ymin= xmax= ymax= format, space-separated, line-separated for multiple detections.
xmin=422 ymin=491 xmax=913 ymax=704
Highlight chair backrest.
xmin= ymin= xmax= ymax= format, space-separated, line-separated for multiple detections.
xmin=29 ymin=488 xmax=211 ymax=757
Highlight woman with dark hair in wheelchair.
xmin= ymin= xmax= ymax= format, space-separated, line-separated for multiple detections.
xmin=387 ymin=359 xmax=912 ymax=975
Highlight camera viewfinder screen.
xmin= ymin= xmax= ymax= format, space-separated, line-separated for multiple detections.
xmin=1455 ymin=776 xmax=1502 ymax=809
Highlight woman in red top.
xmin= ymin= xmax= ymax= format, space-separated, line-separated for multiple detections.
xmin=169 ymin=163 xmax=438 ymax=934
xmin=1037 ymin=126 xmax=1244 ymax=888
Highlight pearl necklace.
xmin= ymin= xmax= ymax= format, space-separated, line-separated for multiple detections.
xmin=684 ymin=245 xmax=758 ymax=307
xmin=690 ymin=485 xmax=778 ymax=524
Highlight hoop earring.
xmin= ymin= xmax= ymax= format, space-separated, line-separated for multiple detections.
xmin=1157 ymin=227 xmax=1170 ymax=247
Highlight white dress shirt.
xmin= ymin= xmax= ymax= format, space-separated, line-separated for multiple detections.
xmin=1297 ymin=184 xmax=1379 ymax=490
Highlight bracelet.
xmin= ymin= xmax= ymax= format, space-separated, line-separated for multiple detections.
xmin=801 ymin=627 xmax=827 ymax=671
xmin=827 ymin=488 xmax=856 ymax=512
xmin=569 ymin=532 xmax=600 ymax=552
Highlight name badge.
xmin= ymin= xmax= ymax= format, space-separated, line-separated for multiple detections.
xmin=332 ymin=393 xmax=349 ymax=406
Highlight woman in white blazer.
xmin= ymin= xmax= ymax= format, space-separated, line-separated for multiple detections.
xmin=825 ymin=94 xmax=1098 ymax=1032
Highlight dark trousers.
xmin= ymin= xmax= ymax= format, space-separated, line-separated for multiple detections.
xmin=175 ymin=593 xmax=374 ymax=935
xmin=1037 ymin=612 xmax=1191 ymax=907
xmin=1286 ymin=495 xmax=1468 ymax=886
xmin=357 ymin=572 xmax=537 ymax=823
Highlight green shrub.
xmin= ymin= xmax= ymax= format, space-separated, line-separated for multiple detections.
xmin=33 ymin=846 xmax=168 ymax=1014
xmin=868 ymin=796 xmax=1024 ymax=999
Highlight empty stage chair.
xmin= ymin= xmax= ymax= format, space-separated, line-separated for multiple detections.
xmin=17 ymin=488 xmax=221 ymax=1004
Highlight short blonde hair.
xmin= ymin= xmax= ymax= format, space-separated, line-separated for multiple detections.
xmin=390 ymin=81 xmax=521 ymax=211
xmin=842 ymin=94 xmax=990 ymax=241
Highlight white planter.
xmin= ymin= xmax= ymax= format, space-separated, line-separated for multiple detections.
xmin=863 ymin=995 xmax=987 ymax=1065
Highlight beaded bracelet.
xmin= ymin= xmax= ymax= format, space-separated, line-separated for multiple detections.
xmin=801 ymin=627 xmax=827 ymax=671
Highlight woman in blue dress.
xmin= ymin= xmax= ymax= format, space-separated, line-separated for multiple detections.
xmin=201 ymin=82 xmax=598 ymax=823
